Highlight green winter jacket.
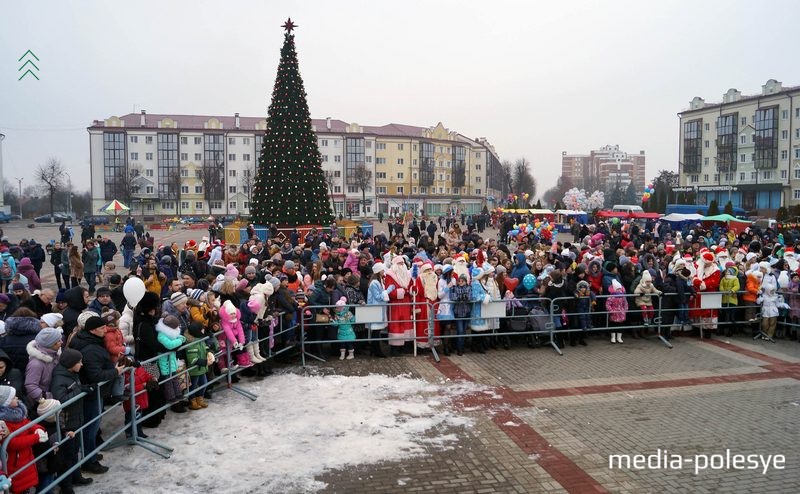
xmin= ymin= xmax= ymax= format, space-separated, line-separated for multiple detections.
xmin=720 ymin=270 xmax=740 ymax=306
xmin=185 ymin=338 xmax=209 ymax=377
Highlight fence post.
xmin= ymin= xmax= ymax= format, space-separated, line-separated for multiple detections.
xmin=226 ymin=338 xmax=257 ymax=401
xmin=428 ymin=302 xmax=440 ymax=363
xmin=655 ymin=295 xmax=673 ymax=348
xmin=547 ymin=297 xmax=563 ymax=356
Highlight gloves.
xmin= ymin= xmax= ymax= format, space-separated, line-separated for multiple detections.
xmin=36 ymin=429 xmax=49 ymax=443
xmin=0 ymin=475 xmax=10 ymax=490
xmin=382 ymin=291 xmax=390 ymax=302
xmin=386 ymin=285 xmax=396 ymax=294
xmin=396 ymin=288 xmax=405 ymax=299
xmin=482 ymin=294 xmax=491 ymax=306
xmin=206 ymin=352 xmax=216 ymax=365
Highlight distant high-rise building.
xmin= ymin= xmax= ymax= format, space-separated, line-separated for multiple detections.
xmin=561 ymin=145 xmax=646 ymax=194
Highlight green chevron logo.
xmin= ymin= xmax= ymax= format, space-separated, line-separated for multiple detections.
xmin=18 ymin=50 xmax=40 ymax=81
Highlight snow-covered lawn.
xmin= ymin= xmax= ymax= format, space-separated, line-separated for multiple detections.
xmin=90 ymin=369 xmax=490 ymax=493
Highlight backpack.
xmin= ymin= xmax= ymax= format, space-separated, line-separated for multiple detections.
xmin=0 ymin=257 xmax=11 ymax=279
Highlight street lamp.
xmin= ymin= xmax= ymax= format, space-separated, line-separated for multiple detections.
xmin=15 ymin=177 xmax=23 ymax=218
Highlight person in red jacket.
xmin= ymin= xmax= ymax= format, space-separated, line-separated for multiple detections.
xmin=0 ymin=385 xmax=47 ymax=493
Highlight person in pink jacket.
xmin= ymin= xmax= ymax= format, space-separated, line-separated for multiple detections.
xmin=343 ymin=249 xmax=361 ymax=277
xmin=218 ymin=300 xmax=252 ymax=370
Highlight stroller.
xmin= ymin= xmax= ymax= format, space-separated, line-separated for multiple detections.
xmin=500 ymin=305 xmax=530 ymax=349
xmin=527 ymin=306 xmax=551 ymax=348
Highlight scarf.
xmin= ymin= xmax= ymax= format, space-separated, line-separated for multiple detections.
xmin=155 ymin=320 xmax=182 ymax=340
xmin=0 ymin=403 xmax=27 ymax=423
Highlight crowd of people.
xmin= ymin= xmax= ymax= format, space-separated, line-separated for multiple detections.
xmin=0 ymin=211 xmax=796 ymax=492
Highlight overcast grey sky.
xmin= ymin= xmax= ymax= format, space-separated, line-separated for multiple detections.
xmin=1 ymin=0 xmax=798 ymax=197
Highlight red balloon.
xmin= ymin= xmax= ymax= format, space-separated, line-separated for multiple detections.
xmin=504 ymin=277 xmax=520 ymax=293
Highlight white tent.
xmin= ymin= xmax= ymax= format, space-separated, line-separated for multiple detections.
xmin=661 ymin=213 xmax=703 ymax=223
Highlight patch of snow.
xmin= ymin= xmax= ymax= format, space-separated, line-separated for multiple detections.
xmin=502 ymin=421 xmax=519 ymax=427
xmin=528 ymin=453 xmax=541 ymax=461
xmin=397 ymin=477 xmax=411 ymax=486
xmin=90 ymin=372 xmax=480 ymax=493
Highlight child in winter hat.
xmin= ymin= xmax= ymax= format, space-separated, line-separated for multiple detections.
xmin=334 ymin=297 xmax=356 ymax=360
xmin=0 ymin=384 xmax=48 ymax=494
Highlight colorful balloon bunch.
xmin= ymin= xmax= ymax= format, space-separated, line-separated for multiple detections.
xmin=642 ymin=182 xmax=655 ymax=202
xmin=507 ymin=220 xmax=555 ymax=241
xmin=562 ymin=187 xmax=605 ymax=211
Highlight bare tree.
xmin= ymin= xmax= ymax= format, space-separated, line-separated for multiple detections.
xmin=512 ymin=158 xmax=537 ymax=204
xmin=166 ymin=169 xmax=184 ymax=217
xmin=199 ymin=158 xmax=225 ymax=216
xmin=240 ymin=163 xmax=258 ymax=208
xmin=35 ymin=157 xmax=65 ymax=221
xmin=109 ymin=164 xmax=143 ymax=213
xmin=323 ymin=169 xmax=338 ymax=213
xmin=351 ymin=165 xmax=373 ymax=217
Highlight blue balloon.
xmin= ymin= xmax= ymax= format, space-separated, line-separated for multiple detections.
xmin=510 ymin=229 xmax=519 ymax=236
xmin=523 ymin=273 xmax=536 ymax=290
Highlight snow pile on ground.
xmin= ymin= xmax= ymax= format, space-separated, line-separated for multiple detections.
xmin=90 ymin=371 xmax=485 ymax=493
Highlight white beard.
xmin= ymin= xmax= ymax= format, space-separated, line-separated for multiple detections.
xmin=387 ymin=264 xmax=411 ymax=288
xmin=420 ymin=271 xmax=439 ymax=301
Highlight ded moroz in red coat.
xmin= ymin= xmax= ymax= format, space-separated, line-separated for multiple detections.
xmin=689 ymin=251 xmax=722 ymax=319
xmin=384 ymin=258 xmax=413 ymax=347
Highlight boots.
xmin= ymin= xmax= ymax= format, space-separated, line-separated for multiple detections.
xmin=188 ymin=397 xmax=203 ymax=410
xmin=197 ymin=396 xmax=209 ymax=408
xmin=254 ymin=343 xmax=268 ymax=363
xmin=339 ymin=349 xmax=346 ymax=360
xmin=247 ymin=343 xmax=265 ymax=364
xmin=346 ymin=349 xmax=355 ymax=360
xmin=617 ymin=333 xmax=624 ymax=344
xmin=610 ymin=332 xmax=617 ymax=344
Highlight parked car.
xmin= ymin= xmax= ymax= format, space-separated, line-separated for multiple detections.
xmin=34 ymin=214 xmax=71 ymax=223
xmin=8 ymin=214 xmax=21 ymax=221
xmin=81 ymin=215 xmax=110 ymax=225
xmin=0 ymin=213 xmax=11 ymax=223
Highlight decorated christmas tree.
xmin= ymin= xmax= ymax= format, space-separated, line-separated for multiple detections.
xmin=251 ymin=18 xmax=333 ymax=226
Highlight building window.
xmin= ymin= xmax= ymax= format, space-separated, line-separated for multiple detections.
xmin=704 ymin=158 xmax=709 ymax=166
xmin=243 ymin=201 xmax=249 ymax=209
xmin=782 ymin=110 xmax=789 ymax=120
xmin=180 ymin=152 xmax=188 ymax=161
xmin=243 ymin=154 xmax=250 ymax=161
xmin=763 ymin=171 xmax=772 ymax=180
xmin=322 ymin=155 xmax=328 ymax=162
xmin=344 ymin=137 xmax=366 ymax=186
xmin=347 ymin=186 xmax=358 ymax=193
xmin=397 ymin=172 xmax=404 ymax=179
xmin=377 ymin=186 xmax=387 ymax=194
xmin=716 ymin=112 xmax=738 ymax=172
xmin=703 ymin=174 xmax=709 ymax=182
xmin=397 ymin=186 xmax=404 ymax=194
xmin=397 ymin=158 xmax=404 ymax=165
xmin=795 ymin=169 xmax=800 ymax=180
xmin=227 ymin=138 xmax=234 ymax=145
xmin=453 ymin=187 xmax=459 ymax=195
xmin=420 ymin=187 xmax=427 ymax=193
xmin=333 ymin=186 xmax=341 ymax=193
xmin=751 ymin=171 xmax=757 ymax=180
xmin=365 ymin=141 xmax=372 ymax=149
xmin=180 ymin=137 xmax=187 ymax=145
xmin=781 ymin=169 xmax=788 ymax=179
xmin=130 ymin=152 xmax=139 ymax=160
xmin=412 ymin=187 xmax=418 ymax=194
xmin=740 ymin=153 xmax=746 ymax=163
xmin=210 ymin=201 xmax=222 ymax=209
xmin=194 ymin=153 xmax=202 ymax=161
xmin=476 ymin=189 xmax=481 ymax=195
xmin=229 ymin=201 xmax=237 ymax=209
xmin=376 ymin=143 xmax=385 ymax=150
xmin=145 ymin=136 xmax=153 ymax=144
xmin=243 ymin=138 xmax=250 ymax=145
xmin=420 ymin=142 xmax=435 ymax=187
xmin=475 ymin=176 xmax=481 ymax=183
xmin=320 ymin=139 xmax=328 ymax=147
xmin=194 ymin=137 xmax=202 ymax=145
xmin=754 ymin=106 xmax=778 ymax=169
xmin=713 ymin=174 xmax=719 ymax=182
xmin=397 ymin=143 xmax=404 ymax=150
xmin=704 ymin=123 xmax=709 ymax=131
xmin=376 ymin=157 xmax=386 ymax=164
xmin=228 ymin=154 xmax=236 ymax=161
xmin=145 ymin=169 xmax=153 ymax=177
xmin=740 ymin=116 xmax=747 ymax=126
xmin=690 ymin=175 xmax=699 ymax=183
xmin=796 ymin=148 xmax=800 ymax=159
xmin=794 ymin=190 xmax=800 ymax=200
xmin=376 ymin=172 xmax=386 ymax=179
xmin=334 ymin=155 xmax=341 ymax=163
xmin=229 ymin=186 xmax=236 ymax=193
xmin=740 ymin=172 xmax=745 ymax=181
xmin=181 ymin=201 xmax=189 ymax=210
xmin=413 ymin=159 xmax=417 ymax=166
xmin=781 ymin=150 xmax=788 ymax=160
xmin=203 ymin=134 xmax=225 ymax=201
xmin=452 ymin=146 xmax=466 ymax=188
xmin=180 ymin=169 xmax=188 ymax=177
xmin=704 ymin=140 xmax=709 ymax=148
xmin=146 ymin=152 xmax=153 ymax=161
xmin=366 ymin=156 xmax=372 ymax=163
xmin=130 ymin=136 xmax=138 ymax=143
xmin=440 ymin=187 xmax=444 ymax=194
xmin=195 ymin=186 xmax=203 ymax=194
xmin=146 ymin=186 xmax=154 ymax=194
xmin=161 ymin=202 xmax=174 ymax=210
xmin=227 ymin=170 xmax=235 ymax=177
xmin=195 ymin=202 xmax=203 ymax=209
xmin=334 ymin=170 xmax=341 ymax=178
xmin=683 ymin=119 xmax=702 ymax=173
xmin=740 ymin=135 xmax=746 ymax=144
